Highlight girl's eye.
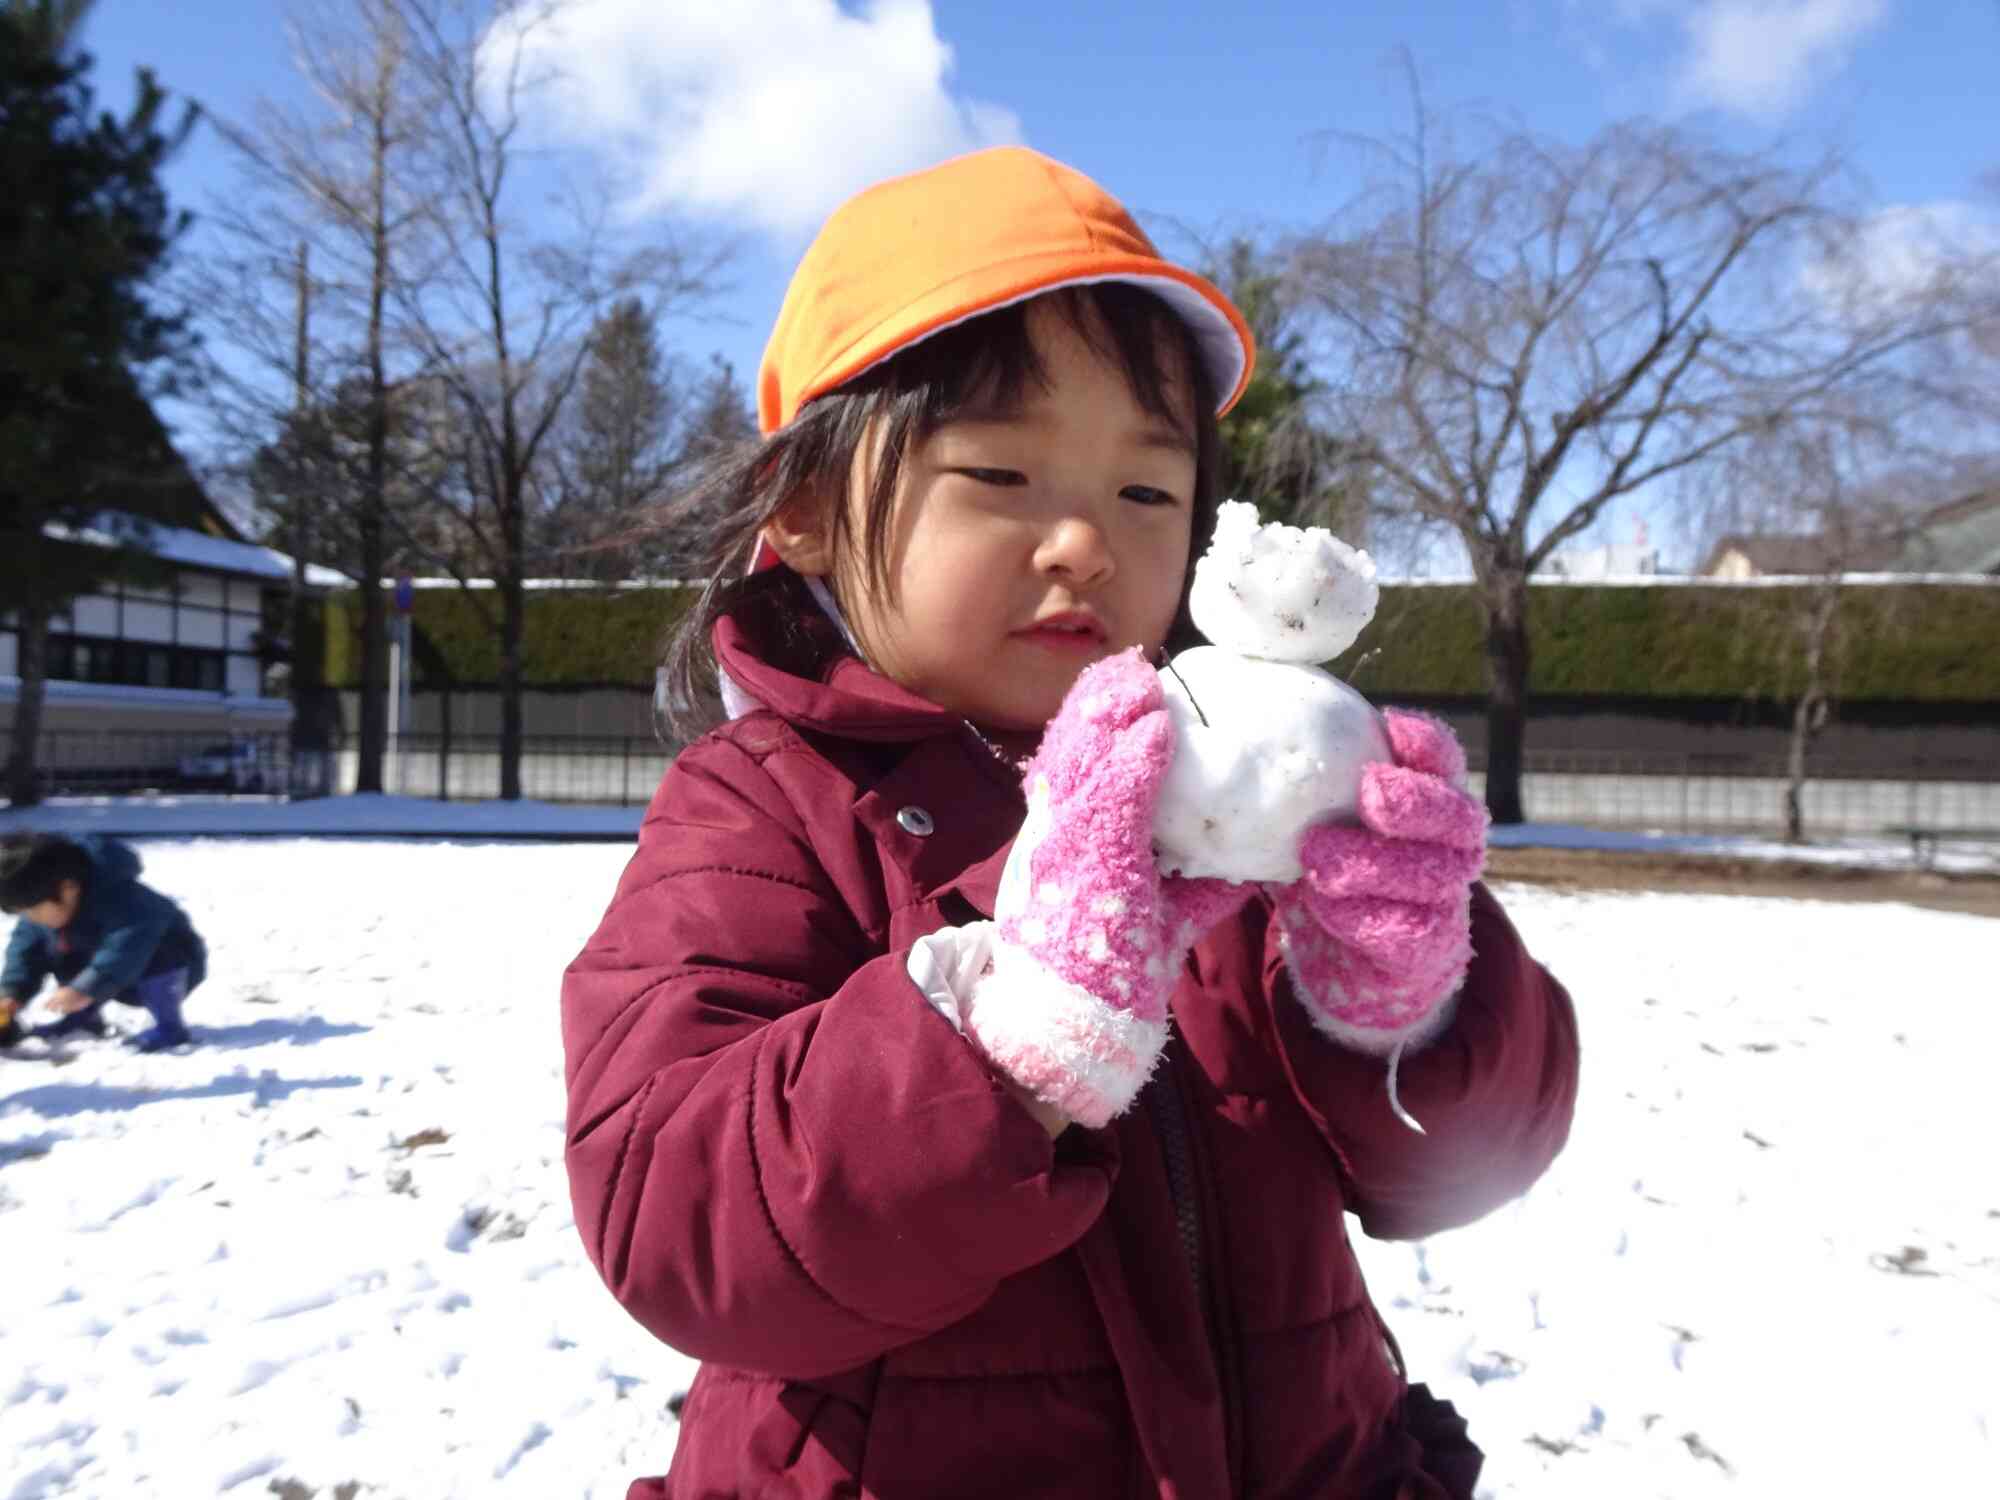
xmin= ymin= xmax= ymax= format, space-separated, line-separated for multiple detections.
xmin=959 ymin=467 xmax=1026 ymax=486
xmin=1121 ymin=485 xmax=1181 ymax=508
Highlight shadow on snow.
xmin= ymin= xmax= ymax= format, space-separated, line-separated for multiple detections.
xmin=190 ymin=1016 xmax=373 ymax=1051
xmin=1 ymin=1069 xmax=366 ymax=1120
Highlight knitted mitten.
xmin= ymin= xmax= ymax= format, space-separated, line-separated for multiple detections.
xmin=1270 ymin=708 xmax=1488 ymax=1053
xmin=967 ymin=648 xmax=1244 ymax=1128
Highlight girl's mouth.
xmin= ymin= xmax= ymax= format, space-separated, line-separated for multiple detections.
xmin=1015 ymin=614 xmax=1108 ymax=650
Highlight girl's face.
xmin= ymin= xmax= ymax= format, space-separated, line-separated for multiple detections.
xmin=780 ymin=302 xmax=1199 ymax=732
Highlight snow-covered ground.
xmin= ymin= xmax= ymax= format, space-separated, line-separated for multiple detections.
xmin=2 ymin=839 xmax=1995 ymax=1498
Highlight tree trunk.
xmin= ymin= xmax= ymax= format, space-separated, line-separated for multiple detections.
xmin=354 ymin=111 xmax=392 ymax=797
xmin=1783 ymin=691 xmax=1821 ymax=845
xmin=499 ymin=563 xmax=524 ymax=802
xmin=356 ymin=480 xmax=387 ymax=794
xmin=288 ymin=536 xmax=317 ymax=797
xmin=1482 ymin=573 xmax=1531 ymax=825
xmin=1784 ymin=585 xmax=1838 ymax=844
xmin=3 ymin=604 xmax=52 ymax=807
xmin=288 ymin=239 xmax=321 ymax=799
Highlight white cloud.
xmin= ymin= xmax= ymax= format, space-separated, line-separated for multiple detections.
xmin=1573 ymin=0 xmax=1891 ymax=120
xmin=1677 ymin=0 xmax=1889 ymax=119
xmin=479 ymin=0 xmax=1022 ymax=239
xmin=1801 ymin=200 xmax=2000 ymax=324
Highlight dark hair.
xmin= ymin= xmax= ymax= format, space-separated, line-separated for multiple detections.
xmin=652 ymin=282 xmax=1224 ymax=741
xmin=0 ymin=833 xmax=89 ymax=914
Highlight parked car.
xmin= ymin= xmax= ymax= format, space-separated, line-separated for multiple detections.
xmin=177 ymin=738 xmax=276 ymax=792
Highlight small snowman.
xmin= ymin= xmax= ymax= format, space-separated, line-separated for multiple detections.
xmin=1152 ymin=501 xmax=1392 ymax=884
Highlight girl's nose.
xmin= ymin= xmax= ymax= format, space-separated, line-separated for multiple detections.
xmin=1035 ymin=514 xmax=1115 ymax=587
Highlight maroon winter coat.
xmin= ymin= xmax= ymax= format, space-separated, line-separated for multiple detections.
xmin=563 ymin=585 xmax=1579 ymax=1498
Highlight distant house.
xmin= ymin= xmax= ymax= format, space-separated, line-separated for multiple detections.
xmin=1701 ymin=534 xmax=1867 ymax=579
xmin=1701 ymin=490 xmax=2000 ymax=578
xmin=1543 ymin=541 xmax=1665 ymax=580
xmin=0 ymin=512 xmax=301 ymax=763
xmin=1890 ymin=489 xmax=2000 ymax=574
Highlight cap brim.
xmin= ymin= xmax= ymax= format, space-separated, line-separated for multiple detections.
xmin=749 ymin=263 xmax=1254 ymax=577
xmin=804 ymin=258 xmax=1253 ymax=426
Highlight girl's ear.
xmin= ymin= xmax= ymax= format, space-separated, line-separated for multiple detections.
xmin=759 ymin=486 xmax=837 ymax=577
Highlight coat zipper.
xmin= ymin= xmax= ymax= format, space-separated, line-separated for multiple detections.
xmin=1144 ymin=1050 xmax=1243 ymax=1491
xmin=1146 ymin=1056 xmax=1206 ymax=1300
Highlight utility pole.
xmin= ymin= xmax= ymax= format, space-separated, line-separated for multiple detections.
xmin=288 ymin=241 xmax=321 ymax=795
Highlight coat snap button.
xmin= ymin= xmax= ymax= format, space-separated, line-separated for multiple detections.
xmin=896 ymin=806 xmax=935 ymax=837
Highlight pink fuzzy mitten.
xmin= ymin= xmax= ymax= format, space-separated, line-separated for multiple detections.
xmin=1270 ymin=708 xmax=1488 ymax=1054
xmin=967 ymin=649 xmax=1245 ymax=1128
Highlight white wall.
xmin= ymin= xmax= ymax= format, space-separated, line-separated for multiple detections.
xmin=123 ymin=600 xmax=176 ymax=643
xmin=176 ymin=607 xmax=226 ymax=648
xmin=72 ymin=597 xmax=119 ymax=635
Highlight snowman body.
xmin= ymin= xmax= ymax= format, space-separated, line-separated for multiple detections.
xmin=1151 ymin=502 xmax=1391 ymax=884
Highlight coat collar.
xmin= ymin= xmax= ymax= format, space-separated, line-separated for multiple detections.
xmin=713 ymin=571 xmax=961 ymax=744
xmin=714 ymin=570 xmax=1026 ymax=919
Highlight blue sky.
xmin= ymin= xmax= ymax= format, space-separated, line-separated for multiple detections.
xmin=80 ymin=0 xmax=2000 ymax=559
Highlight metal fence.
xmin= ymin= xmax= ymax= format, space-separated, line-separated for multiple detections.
xmin=345 ymin=738 xmax=1997 ymax=838
xmin=6 ymin=729 xmax=1994 ymax=840
xmin=1463 ymin=756 xmax=2000 ymax=837
xmin=347 ymin=736 xmax=674 ymax=806
xmin=0 ymin=729 xmax=336 ymax=799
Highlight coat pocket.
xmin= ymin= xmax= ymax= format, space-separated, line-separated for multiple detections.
xmin=665 ymin=1366 xmax=874 ymax=1498
xmin=858 ymin=1369 xmax=1138 ymax=1500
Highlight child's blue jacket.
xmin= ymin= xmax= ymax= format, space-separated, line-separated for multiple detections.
xmin=1 ymin=836 xmax=207 ymax=1002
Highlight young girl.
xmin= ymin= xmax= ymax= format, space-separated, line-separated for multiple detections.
xmin=563 ymin=146 xmax=1578 ymax=1500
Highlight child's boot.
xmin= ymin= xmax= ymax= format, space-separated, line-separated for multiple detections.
xmin=129 ymin=970 xmax=192 ymax=1052
xmin=0 ymin=1003 xmax=21 ymax=1049
xmin=34 ymin=1002 xmax=109 ymax=1040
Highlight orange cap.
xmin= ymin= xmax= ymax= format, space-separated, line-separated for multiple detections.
xmin=756 ymin=146 xmax=1255 ymax=435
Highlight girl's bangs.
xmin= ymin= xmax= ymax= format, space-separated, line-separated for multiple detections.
xmin=871 ymin=283 xmax=1211 ymax=440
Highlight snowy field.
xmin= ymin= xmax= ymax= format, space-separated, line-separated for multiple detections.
xmin=1 ymin=838 xmax=1995 ymax=1499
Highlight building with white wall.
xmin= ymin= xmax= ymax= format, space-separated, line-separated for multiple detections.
xmin=1 ymin=514 xmax=300 ymax=781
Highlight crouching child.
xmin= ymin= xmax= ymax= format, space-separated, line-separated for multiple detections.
xmin=0 ymin=833 xmax=206 ymax=1052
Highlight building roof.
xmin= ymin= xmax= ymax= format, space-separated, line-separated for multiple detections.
xmin=1699 ymin=533 xmax=1877 ymax=575
xmin=1703 ymin=488 xmax=2000 ymax=577
xmin=44 ymin=512 xmax=343 ymax=587
xmin=1893 ymin=489 xmax=2000 ymax=574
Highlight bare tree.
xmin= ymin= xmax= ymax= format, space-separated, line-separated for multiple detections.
xmin=195 ymin=0 xmax=434 ymax=795
xmin=652 ymin=355 xmax=757 ymax=575
xmin=535 ymin=296 xmax=682 ymax=581
xmin=1288 ymin=74 xmax=1996 ymax=822
xmin=1695 ymin=407 xmax=1946 ymax=842
xmin=387 ymin=0 xmax=724 ymax=799
xmin=1204 ymin=239 xmax=1370 ymax=541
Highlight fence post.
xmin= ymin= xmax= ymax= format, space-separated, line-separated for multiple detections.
xmin=439 ymin=686 xmax=452 ymax=803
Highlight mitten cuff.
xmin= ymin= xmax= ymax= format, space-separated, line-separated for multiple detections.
xmin=1290 ymin=983 xmax=1461 ymax=1056
xmin=969 ymin=939 xmax=1167 ymax=1128
xmin=906 ymin=924 xmax=1168 ymax=1128
xmin=1272 ymin=896 xmax=1466 ymax=1057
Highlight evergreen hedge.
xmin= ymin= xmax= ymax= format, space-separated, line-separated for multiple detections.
xmin=323 ymin=581 xmax=2000 ymax=703
xmin=323 ymin=585 xmax=700 ymax=690
xmin=1333 ymin=583 xmax=2000 ymax=702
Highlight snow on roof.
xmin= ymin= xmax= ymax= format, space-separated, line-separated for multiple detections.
xmin=44 ymin=512 xmax=344 ymax=587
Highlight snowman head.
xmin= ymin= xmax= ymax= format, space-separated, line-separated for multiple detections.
xmin=1186 ymin=500 xmax=1379 ymax=664
xmin=1152 ymin=502 xmax=1389 ymax=884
